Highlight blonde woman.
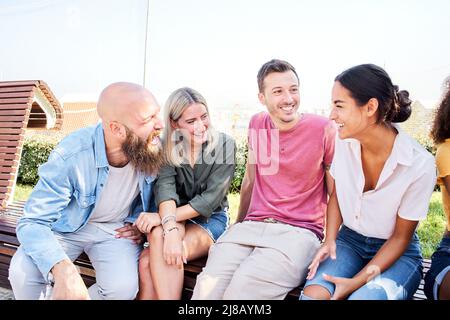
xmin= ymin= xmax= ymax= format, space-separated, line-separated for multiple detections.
xmin=135 ymin=87 xmax=236 ymax=299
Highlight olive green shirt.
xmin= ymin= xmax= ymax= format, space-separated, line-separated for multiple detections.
xmin=154 ymin=132 xmax=236 ymax=219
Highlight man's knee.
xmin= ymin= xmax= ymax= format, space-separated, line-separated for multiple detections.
xmin=222 ymin=270 xmax=258 ymax=299
xmin=192 ymin=271 xmax=228 ymax=300
xmin=93 ymin=276 xmax=139 ymax=300
xmin=8 ymin=248 xmax=45 ymax=299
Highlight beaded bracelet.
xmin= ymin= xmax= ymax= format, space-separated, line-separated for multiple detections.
xmin=161 ymin=214 xmax=176 ymax=225
xmin=163 ymin=226 xmax=179 ymax=238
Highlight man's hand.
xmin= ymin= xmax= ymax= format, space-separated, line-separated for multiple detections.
xmin=133 ymin=212 xmax=161 ymax=235
xmin=115 ymin=223 xmax=143 ymax=244
xmin=51 ymin=259 xmax=90 ymax=300
xmin=307 ymin=240 xmax=337 ymax=280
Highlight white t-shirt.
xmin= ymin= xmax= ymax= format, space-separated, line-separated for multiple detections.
xmin=330 ymin=125 xmax=436 ymax=239
xmin=88 ymin=162 xmax=140 ymax=235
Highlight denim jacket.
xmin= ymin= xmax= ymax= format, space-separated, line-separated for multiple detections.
xmin=16 ymin=123 xmax=156 ymax=279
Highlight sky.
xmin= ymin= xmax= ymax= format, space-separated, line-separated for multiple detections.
xmin=1 ymin=0 xmax=450 ymax=129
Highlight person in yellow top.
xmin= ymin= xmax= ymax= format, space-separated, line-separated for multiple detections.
xmin=424 ymin=76 xmax=450 ymax=300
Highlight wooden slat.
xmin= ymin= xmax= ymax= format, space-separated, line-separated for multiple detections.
xmin=0 ymin=122 xmax=24 ymax=128
xmin=0 ymin=98 xmax=30 ymax=104
xmin=0 ymin=86 xmax=34 ymax=94
xmin=28 ymin=109 xmax=45 ymax=114
xmin=0 ymin=81 xmax=38 ymax=88
xmin=0 ymin=105 xmax=28 ymax=111
xmin=0 ymin=146 xmax=18 ymax=153
xmin=0 ymin=180 xmax=13 ymax=188
xmin=0 ymin=141 xmax=20 ymax=147
xmin=0 ymin=128 xmax=25 ymax=134
xmin=0 ymin=246 xmax=17 ymax=257
xmin=29 ymin=114 xmax=47 ymax=119
xmin=0 ymin=218 xmax=19 ymax=228
xmin=0 ymin=167 xmax=16 ymax=173
xmin=0 ymin=154 xmax=19 ymax=161
xmin=0 ymin=110 xmax=27 ymax=116
xmin=0 ymin=160 xmax=17 ymax=167
xmin=0 ymin=116 xmax=26 ymax=122
xmin=0 ymin=181 xmax=14 ymax=190
xmin=0 ymin=221 xmax=18 ymax=233
xmin=0 ymin=134 xmax=21 ymax=140
xmin=27 ymin=120 xmax=46 ymax=126
xmin=0 ymin=148 xmax=17 ymax=154
xmin=0 ymin=216 xmax=19 ymax=227
xmin=0 ymin=92 xmax=32 ymax=99
xmin=0 ymin=211 xmax=22 ymax=220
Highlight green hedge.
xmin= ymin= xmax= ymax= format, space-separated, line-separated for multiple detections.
xmin=18 ymin=135 xmax=60 ymax=185
xmin=16 ymin=132 xmax=436 ymax=192
xmin=230 ymin=138 xmax=248 ymax=193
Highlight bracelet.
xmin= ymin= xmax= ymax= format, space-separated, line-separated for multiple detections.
xmin=163 ymin=226 xmax=179 ymax=238
xmin=161 ymin=214 xmax=176 ymax=225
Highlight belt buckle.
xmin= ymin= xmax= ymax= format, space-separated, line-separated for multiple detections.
xmin=264 ymin=217 xmax=277 ymax=224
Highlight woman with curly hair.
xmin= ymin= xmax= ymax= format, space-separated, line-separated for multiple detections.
xmin=424 ymin=77 xmax=450 ymax=300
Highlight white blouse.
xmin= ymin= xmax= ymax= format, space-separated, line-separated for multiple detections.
xmin=330 ymin=125 xmax=437 ymax=239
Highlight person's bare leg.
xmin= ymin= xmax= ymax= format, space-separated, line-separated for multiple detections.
xmin=302 ymin=285 xmax=332 ymax=300
xmin=438 ymin=271 xmax=450 ymax=300
xmin=148 ymin=223 xmax=186 ymax=299
xmin=150 ymin=223 xmax=213 ymax=299
xmin=183 ymin=224 xmax=214 ymax=261
xmin=136 ymin=247 xmax=157 ymax=300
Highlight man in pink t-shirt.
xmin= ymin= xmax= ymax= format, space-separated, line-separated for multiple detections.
xmin=192 ymin=59 xmax=336 ymax=300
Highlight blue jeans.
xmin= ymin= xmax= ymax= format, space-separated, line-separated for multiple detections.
xmin=188 ymin=209 xmax=229 ymax=242
xmin=424 ymin=233 xmax=450 ymax=300
xmin=302 ymin=225 xmax=423 ymax=300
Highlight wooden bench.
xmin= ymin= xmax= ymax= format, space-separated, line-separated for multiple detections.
xmin=0 ymin=201 xmax=96 ymax=290
xmin=1 ymin=200 xmax=430 ymax=300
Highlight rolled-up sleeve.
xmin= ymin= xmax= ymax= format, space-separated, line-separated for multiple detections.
xmin=189 ymin=136 xmax=236 ymax=218
xmin=16 ymin=150 xmax=73 ymax=280
xmin=154 ymin=165 xmax=180 ymax=207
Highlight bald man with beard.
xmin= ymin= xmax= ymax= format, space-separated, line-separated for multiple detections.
xmin=9 ymin=82 xmax=164 ymax=300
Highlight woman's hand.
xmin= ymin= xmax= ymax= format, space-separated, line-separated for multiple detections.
xmin=163 ymin=228 xmax=187 ymax=269
xmin=134 ymin=212 xmax=161 ymax=234
xmin=306 ymin=240 xmax=337 ymax=280
xmin=322 ymin=274 xmax=360 ymax=300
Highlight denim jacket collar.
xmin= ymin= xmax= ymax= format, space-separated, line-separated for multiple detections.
xmin=94 ymin=122 xmax=109 ymax=169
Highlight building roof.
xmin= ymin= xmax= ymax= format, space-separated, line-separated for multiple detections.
xmin=60 ymin=102 xmax=99 ymax=135
xmin=0 ymin=80 xmax=63 ymax=207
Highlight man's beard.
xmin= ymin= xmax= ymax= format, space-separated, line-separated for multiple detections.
xmin=121 ymin=127 xmax=163 ymax=175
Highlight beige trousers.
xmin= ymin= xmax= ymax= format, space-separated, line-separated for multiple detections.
xmin=192 ymin=220 xmax=321 ymax=300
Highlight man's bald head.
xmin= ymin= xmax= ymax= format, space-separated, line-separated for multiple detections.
xmin=97 ymin=82 xmax=158 ymax=125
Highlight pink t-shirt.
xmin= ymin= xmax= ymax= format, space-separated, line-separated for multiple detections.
xmin=245 ymin=112 xmax=336 ymax=239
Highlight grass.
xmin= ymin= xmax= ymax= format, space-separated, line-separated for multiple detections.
xmin=13 ymin=183 xmax=34 ymax=201
xmin=13 ymin=184 xmax=446 ymax=259
xmin=417 ymin=191 xmax=447 ymax=258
